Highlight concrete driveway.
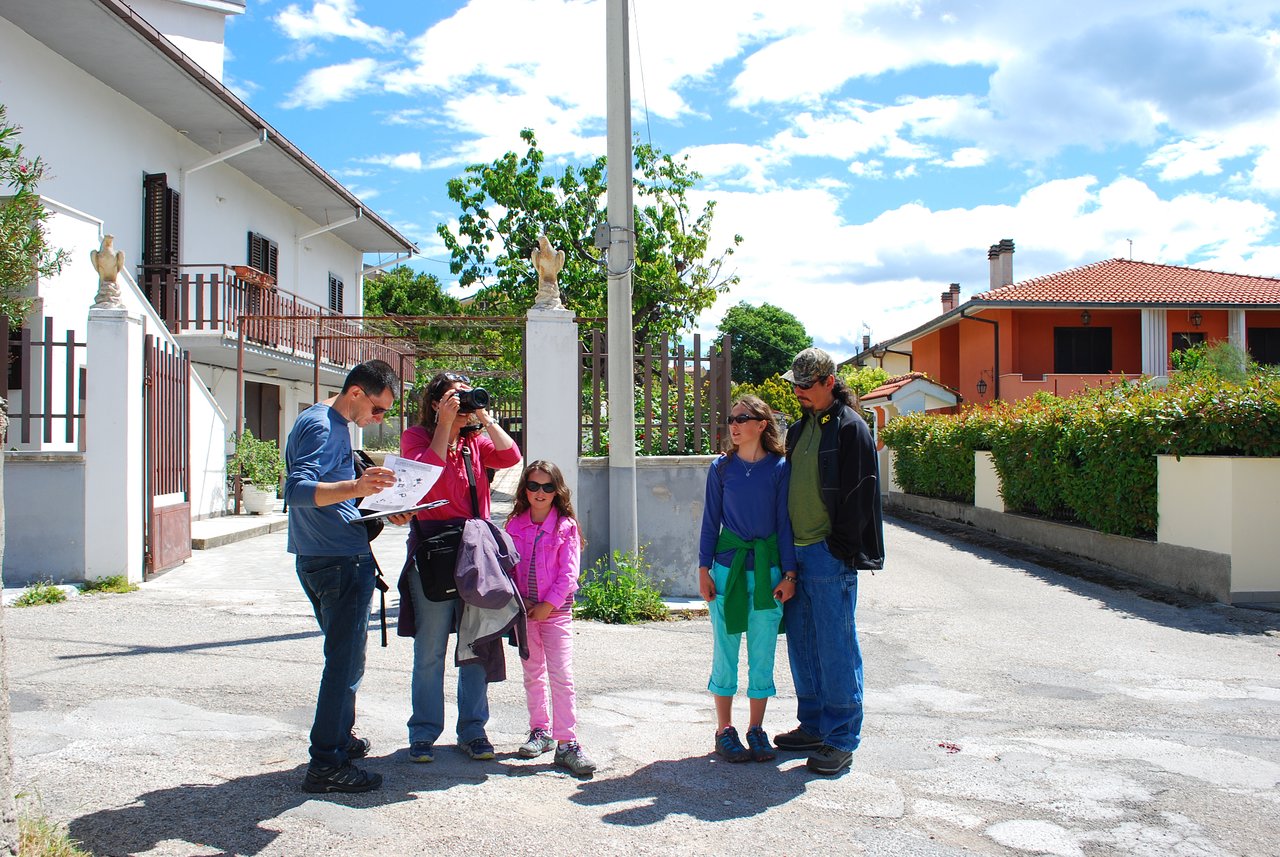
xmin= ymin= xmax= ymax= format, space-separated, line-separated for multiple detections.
xmin=7 ymin=515 xmax=1279 ymax=856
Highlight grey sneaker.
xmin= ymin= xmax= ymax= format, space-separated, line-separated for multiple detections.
xmin=554 ymin=741 xmax=597 ymax=776
xmin=459 ymin=736 xmax=495 ymax=761
xmin=807 ymin=744 xmax=853 ymax=775
xmin=773 ymin=726 xmax=824 ymax=751
xmin=518 ymin=728 xmax=556 ymax=758
xmin=407 ymin=741 xmax=435 ymax=763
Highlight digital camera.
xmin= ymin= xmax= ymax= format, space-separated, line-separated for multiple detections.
xmin=456 ymin=387 xmax=491 ymax=413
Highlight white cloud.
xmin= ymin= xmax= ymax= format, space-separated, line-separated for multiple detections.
xmin=275 ymin=0 xmax=394 ymax=45
xmin=939 ymin=147 xmax=989 ymax=169
xmin=692 ymin=174 xmax=1277 ymax=360
xmin=281 ymin=57 xmax=379 ymax=109
xmin=680 ymin=143 xmax=781 ymax=192
xmin=359 ymin=152 xmax=426 ymax=171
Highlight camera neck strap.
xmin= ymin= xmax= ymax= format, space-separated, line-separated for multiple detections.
xmin=460 ymin=443 xmax=480 ymax=518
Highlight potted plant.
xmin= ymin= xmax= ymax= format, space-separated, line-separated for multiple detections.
xmin=232 ymin=429 xmax=284 ymax=514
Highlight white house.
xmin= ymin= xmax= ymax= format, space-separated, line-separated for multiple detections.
xmin=2 ymin=0 xmax=417 ymax=583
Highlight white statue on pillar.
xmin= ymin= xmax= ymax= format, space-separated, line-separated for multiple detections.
xmin=530 ymin=234 xmax=565 ymax=310
xmin=90 ymin=234 xmax=126 ymax=309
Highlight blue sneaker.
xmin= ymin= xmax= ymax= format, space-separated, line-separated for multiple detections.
xmin=746 ymin=726 xmax=776 ymax=762
xmin=459 ymin=736 xmax=495 ymax=760
xmin=715 ymin=726 xmax=750 ymax=763
xmin=407 ymin=741 xmax=435 ymax=763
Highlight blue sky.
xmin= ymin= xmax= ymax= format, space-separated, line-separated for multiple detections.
xmin=223 ymin=0 xmax=1280 ymax=361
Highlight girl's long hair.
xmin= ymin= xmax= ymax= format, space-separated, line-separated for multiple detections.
xmin=507 ymin=460 xmax=583 ymax=543
xmin=723 ymin=394 xmax=785 ymax=458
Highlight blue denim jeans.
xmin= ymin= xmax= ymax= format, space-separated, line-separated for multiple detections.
xmin=784 ymin=541 xmax=864 ymax=752
xmin=406 ymin=564 xmax=490 ymax=745
xmin=295 ymin=552 xmax=376 ymax=768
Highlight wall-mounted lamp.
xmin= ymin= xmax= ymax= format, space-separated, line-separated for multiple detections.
xmin=1190 ymin=311 xmax=1202 ymax=328
xmin=1080 ymin=309 xmax=1092 ymax=326
xmin=976 ymin=368 xmax=993 ymax=398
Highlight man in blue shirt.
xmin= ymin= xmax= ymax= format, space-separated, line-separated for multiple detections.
xmin=284 ymin=359 xmax=411 ymax=793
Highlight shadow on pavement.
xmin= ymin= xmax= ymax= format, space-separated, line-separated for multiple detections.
xmin=888 ymin=511 xmax=1280 ymax=637
xmin=570 ymin=755 xmax=817 ymax=825
xmin=47 ymin=630 xmax=322 ymax=661
xmin=68 ymin=764 xmax=416 ymax=856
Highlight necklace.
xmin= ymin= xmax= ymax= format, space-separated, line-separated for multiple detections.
xmin=740 ymin=451 xmax=767 ymax=477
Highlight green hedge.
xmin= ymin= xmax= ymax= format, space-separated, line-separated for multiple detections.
xmin=882 ymin=376 xmax=1280 ymax=538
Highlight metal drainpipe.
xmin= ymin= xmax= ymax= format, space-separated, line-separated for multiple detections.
xmin=959 ymin=309 xmax=999 ymax=400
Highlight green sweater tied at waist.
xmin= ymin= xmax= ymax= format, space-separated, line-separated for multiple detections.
xmin=715 ymin=528 xmax=781 ymax=635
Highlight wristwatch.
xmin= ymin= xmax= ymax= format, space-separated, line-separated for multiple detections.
xmin=782 ymin=573 xmax=798 ymax=582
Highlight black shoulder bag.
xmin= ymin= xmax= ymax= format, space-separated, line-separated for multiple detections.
xmin=412 ymin=443 xmax=480 ymax=602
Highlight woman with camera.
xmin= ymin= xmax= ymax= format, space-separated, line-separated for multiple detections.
xmin=396 ymin=371 xmax=521 ymax=764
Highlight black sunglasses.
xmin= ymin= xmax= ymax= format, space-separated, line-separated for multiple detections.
xmin=358 ymin=387 xmax=390 ymax=415
xmin=444 ymin=372 xmax=470 ymax=384
xmin=726 ymin=414 xmax=765 ymax=425
xmin=792 ymin=376 xmax=826 ymax=391
xmin=525 ymin=480 xmax=557 ymax=494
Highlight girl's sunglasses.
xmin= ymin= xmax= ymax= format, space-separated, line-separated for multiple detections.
xmin=726 ymin=414 xmax=764 ymax=425
xmin=525 ymin=480 xmax=557 ymax=494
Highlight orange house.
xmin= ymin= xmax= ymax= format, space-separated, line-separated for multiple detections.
xmin=852 ymin=240 xmax=1280 ymax=405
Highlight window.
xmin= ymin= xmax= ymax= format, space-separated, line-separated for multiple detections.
xmin=1172 ymin=331 xmax=1205 ymax=353
xmin=328 ymin=273 xmax=344 ymax=313
xmin=247 ymin=231 xmax=279 ymax=281
xmin=142 ymin=173 xmax=181 ymax=318
xmin=1248 ymin=328 xmax=1280 ymax=366
xmin=1053 ymin=327 xmax=1112 ymax=373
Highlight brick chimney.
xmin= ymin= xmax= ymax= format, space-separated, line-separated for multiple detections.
xmin=998 ymin=238 xmax=1015 ymax=287
xmin=988 ymin=243 xmax=1001 ymax=290
xmin=941 ymin=289 xmax=954 ymax=312
xmin=862 ymin=333 xmax=871 ymax=351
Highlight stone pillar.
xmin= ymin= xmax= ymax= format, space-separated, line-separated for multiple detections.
xmin=84 ymin=308 xmax=145 ymax=583
xmin=524 ymin=306 xmax=581 ymax=499
xmin=1140 ymin=308 xmax=1169 ymax=378
xmin=1227 ymin=309 xmax=1247 ymax=363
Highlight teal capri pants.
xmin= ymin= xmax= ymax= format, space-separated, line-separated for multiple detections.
xmin=707 ymin=562 xmax=783 ymax=699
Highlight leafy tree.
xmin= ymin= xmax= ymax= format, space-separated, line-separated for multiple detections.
xmin=716 ymin=301 xmax=811 ymax=384
xmin=1 ymin=104 xmax=67 ymax=324
xmin=363 ymin=264 xmax=460 ymax=318
xmin=838 ymin=364 xmax=891 ymax=397
xmin=732 ymin=374 xmax=803 ymax=422
xmin=437 ymin=129 xmax=742 ymax=346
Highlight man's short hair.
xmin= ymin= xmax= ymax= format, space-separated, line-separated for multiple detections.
xmin=782 ymin=347 xmax=835 ymax=387
xmin=342 ymin=360 xmax=399 ymax=398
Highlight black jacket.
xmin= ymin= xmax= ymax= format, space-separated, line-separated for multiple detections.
xmin=785 ymin=399 xmax=885 ymax=570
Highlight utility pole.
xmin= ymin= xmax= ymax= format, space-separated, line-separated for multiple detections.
xmin=605 ymin=0 xmax=638 ymax=556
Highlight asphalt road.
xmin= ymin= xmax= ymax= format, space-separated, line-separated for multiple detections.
xmin=7 ymin=515 xmax=1279 ymax=856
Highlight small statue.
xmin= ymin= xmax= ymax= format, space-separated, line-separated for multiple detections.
xmin=90 ymin=234 xmax=126 ymax=309
xmin=530 ymin=234 xmax=565 ymax=310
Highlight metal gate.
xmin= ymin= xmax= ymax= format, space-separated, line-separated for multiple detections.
xmin=144 ymin=334 xmax=192 ymax=577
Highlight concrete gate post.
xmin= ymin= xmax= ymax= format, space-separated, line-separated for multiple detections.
xmin=84 ymin=308 xmax=145 ymax=583
xmin=524 ymin=306 xmax=580 ymax=500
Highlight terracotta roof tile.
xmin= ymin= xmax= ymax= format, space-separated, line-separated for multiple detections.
xmin=973 ymin=258 xmax=1280 ymax=305
xmin=862 ymin=372 xmax=957 ymax=400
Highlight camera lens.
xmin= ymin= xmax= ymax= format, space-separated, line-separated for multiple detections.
xmin=457 ymin=387 xmax=490 ymax=412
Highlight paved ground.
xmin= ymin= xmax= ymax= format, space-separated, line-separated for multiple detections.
xmin=6 ymin=511 xmax=1280 ymax=857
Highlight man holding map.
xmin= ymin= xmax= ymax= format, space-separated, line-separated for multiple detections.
xmin=283 ymin=359 xmax=413 ymax=794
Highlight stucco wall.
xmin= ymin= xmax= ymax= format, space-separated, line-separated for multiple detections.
xmin=2 ymin=453 xmax=87 ymax=585
xmin=578 ymin=456 xmax=714 ymax=597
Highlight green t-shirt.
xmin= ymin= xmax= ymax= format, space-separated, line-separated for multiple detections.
xmin=789 ymin=417 xmax=830 ymax=545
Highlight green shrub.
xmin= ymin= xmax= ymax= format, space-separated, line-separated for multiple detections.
xmin=574 ymin=547 xmax=670 ymax=624
xmin=20 ymin=812 xmax=90 ymax=857
xmin=82 ymin=574 xmax=138 ymax=595
xmin=880 ymin=408 xmax=992 ymax=502
xmin=883 ymin=374 xmax=1280 ymax=539
xmin=13 ymin=580 xmax=67 ymax=607
xmin=231 ymin=429 xmax=284 ymax=489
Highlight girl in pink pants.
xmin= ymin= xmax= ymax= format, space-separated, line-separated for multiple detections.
xmin=505 ymin=460 xmax=596 ymax=776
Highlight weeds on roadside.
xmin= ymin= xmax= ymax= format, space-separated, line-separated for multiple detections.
xmin=13 ymin=580 xmax=67 ymax=608
xmin=574 ymin=547 xmax=669 ymax=624
xmin=19 ymin=812 xmax=90 ymax=856
xmin=81 ymin=574 xmax=138 ymax=595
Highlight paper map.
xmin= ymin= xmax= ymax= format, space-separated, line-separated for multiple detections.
xmin=357 ymin=454 xmax=444 ymax=512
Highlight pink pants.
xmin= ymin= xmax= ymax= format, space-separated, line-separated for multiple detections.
xmin=522 ymin=612 xmax=578 ymax=742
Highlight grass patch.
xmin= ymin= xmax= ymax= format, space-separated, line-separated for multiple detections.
xmin=81 ymin=574 xmax=138 ymax=595
xmin=19 ymin=813 xmax=90 ymax=857
xmin=12 ymin=581 xmax=67 ymax=608
xmin=574 ymin=548 xmax=670 ymax=624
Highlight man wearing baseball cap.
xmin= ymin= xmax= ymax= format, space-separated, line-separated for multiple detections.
xmin=773 ymin=347 xmax=885 ymax=775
